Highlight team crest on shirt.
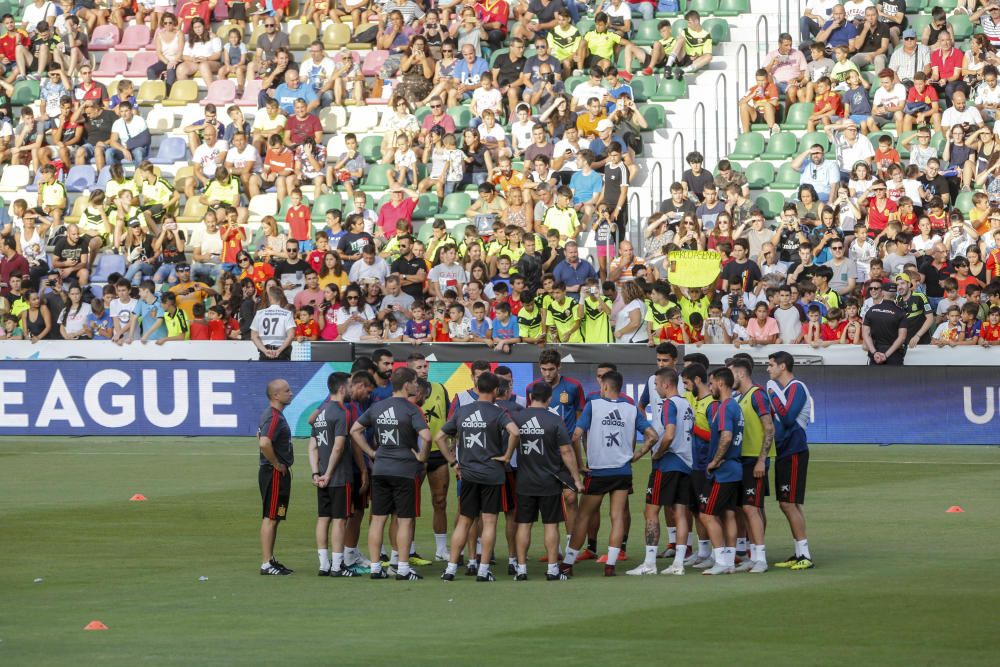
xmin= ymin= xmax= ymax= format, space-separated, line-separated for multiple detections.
xmin=560 ymin=391 xmax=569 ymax=404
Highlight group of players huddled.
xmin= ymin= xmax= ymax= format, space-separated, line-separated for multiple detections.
xmin=255 ymin=344 xmax=815 ymax=580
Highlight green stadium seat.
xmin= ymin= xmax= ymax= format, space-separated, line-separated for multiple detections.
xmin=760 ymin=131 xmax=798 ymax=160
xmin=782 ymin=102 xmax=814 ymax=131
xmin=448 ymin=106 xmax=472 ymax=128
xmin=949 ymin=15 xmax=973 ymax=41
xmin=413 ymin=106 xmax=431 ymax=124
xmin=727 ymin=133 xmax=764 ymax=160
xmin=954 ymin=191 xmax=974 ymax=215
xmin=489 ymin=48 xmax=509 ymax=67
xmin=359 ymin=135 xmax=382 ymax=163
xmin=630 ymin=76 xmax=656 ymax=102
xmin=867 ymin=130 xmax=894 ymax=153
xmin=360 ymin=164 xmax=391 ymax=192
xmin=640 ymin=104 xmax=667 ymax=130
xmin=772 ymin=162 xmax=802 ymax=190
xmin=633 ymin=21 xmax=661 ymax=46
xmin=703 ymin=18 xmax=730 ymax=43
xmin=312 ymin=193 xmax=343 ymax=221
xmin=650 ymin=78 xmax=687 ymax=102
xmin=686 ymin=0 xmax=719 ymax=13
xmin=413 ymin=193 xmax=438 ymax=220
xmin=755 ymin=192 xmax=785 ymax=219
xmin=564 ymin=75 xmax=586 ymax=95
xmin=438 ymin=192 xmax=472 ymax=220
xmin=577 ymin=18 xmax=595 ymax=35
xmin=744 ymin=162 xmax=775 ymax=189
xmin=12 ymin=80 xmax=39 ymax=106
xmin=715 ymin=0 xmax=749 ymax=16
xmin=907 ymin=15 xmax=932 ymax=41
xmin=799 ymin=131 xmax=830 ymax=153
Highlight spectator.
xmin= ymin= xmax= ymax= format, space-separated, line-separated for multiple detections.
xmin=826 ymin=118 xmax=875 ymax=180
xmin=889 ymin=28 xmax=931 ymax=86
xmin=791 ymin=141 xmax=842 ymax=203
xmin=928 ymin=32 xmax=967 ymax=100
xmin=799 ymin=0 xmax=840 ymax=47
xmin=739 ymin=67 xmax=780 ymax=135
xmin=662 ymin=10 xmax=713 ymax=81
xmin=852 ymin=6 xmax=889 ymax=73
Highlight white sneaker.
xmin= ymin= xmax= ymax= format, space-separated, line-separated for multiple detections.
xmin=660 ymin=563 xmax=685 ymax=576
xmin=693 ymin=556 xmax=715 ymax=570
xmin=735 ymin=558 xmax=756 ymax=573
xmin=683 ymin=553 xmax=701 ymax=567
xmin=770 ymin=123 xmax=780 ymax=136
xmin=434 ymin=551 xmax=449 ymax=562
xmin=749 ymin=560 xmax=769 ymax=573
xmin=702 ymin=562 xmax=735 ymax=575
xmin=626 ymin=563 xmax=658 ymax=576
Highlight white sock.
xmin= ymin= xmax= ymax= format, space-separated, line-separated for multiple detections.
xmin=711 ymin=547 xmax=723 ymax=564
xmin=666 ymin=55 xmax=676 ymax=66
xmin=644 ymin=545 xmax=657 ymax=567
xmin=390 ymin=550 xmax=399 ymax=566
xmin=796 ymin=539 xmax=811 ymax=560
xmin=468 ymin=559 xmax=479 ymax=570
xmin=687 ymin=533 xmax=695 ymax=548
xmin=565 ymin=534 xmax=572 ymax=553
xmin=476 ymin=538 xmax=482 ymax=554
xmin=673 ymin=544 xmax=688 ymax=567
xmin=508 ymin=556 xmax=516 ymax=566
xmin=261 ymin=561 xmax=271 ymax=569
xmin=722 ymin=547 xmax=735 ymax=567
xmin=698 ymin=540 xmax=711 ymax=558
xmin=331 ymin=552 xmax=344 ymax=570
xmin=477 ymin=562 xmax=490 ymax=577
xmin=371 ymin=561 xmax=383 ymax=573
xmin=434 ymin=533 xmax=447 ymax=554
xmin=409 ymin=544 xmax=417 ymax=556
xmin=758 ymin=545 xmax=767 ymax=562
xmin=397 ymin=560 xmax=411 ymax=575
xmin=563 ymin=547 xmax=580 ymax=565
xmin=318 ymin=549 xmax=330 ymax=570
xmin=667 ymin=527 xmax=677 ymax=544
xmin=516 ymin=563 xmax=527 ymax=575
xmin=736 ymin=537 xmax=747 ymax=553
xmin=445 ymin=562 xmax=458 ymax=575
xmin=547 ymin=563 xmax=558 ymax=575
xmin=683 ymin=65 xmax=693 ymax=73
xmin=606 ymin=546 xmax=620 ymax=566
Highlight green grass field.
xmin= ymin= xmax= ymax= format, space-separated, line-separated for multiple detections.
xmin=2 ymin=438 xmax=999 ymax=666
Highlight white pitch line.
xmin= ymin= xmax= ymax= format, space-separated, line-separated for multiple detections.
xmin=812 ymin=459 xmax=1000 ymax=466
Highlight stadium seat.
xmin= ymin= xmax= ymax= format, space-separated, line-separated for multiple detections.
xmin=577 ymin=18 xmax=595 ymax=35
xmin=236 ymin=79 xmax=263 ymax=107
xmin=12 ymin=79 xmax=39 ymax=106
xmin=687 ymin=0 xmax=719 ymax=13
xmin=290 ymin=23 xmax=318 ymax=49
xmin=949 ymin=14 xmax=973 ymax=41
xmin=24 ymin=169 xmax=42 ymax=193
xmin=91 ymin=253 xmax=126 ymax=287
xmin=145 ymin=107 xmax=175 ymax=134
xmin=772 ymin=162 xmax=802 ymax=190
xmin=322 ymin=23 xmax=351 ymax=49
xmin=640 ymin=104 xmax=666 ymax=130
xmin=448 ymin=107 xmax=472 ymax=128
xmin=564 ymin=75 xmax=586 ymax=94
xmin=782 ymin=102 xmax=814 ymax=131
xmin=650 ymin=78 xmax=687 ymax=101
xmin=162 ymin=80 xmax=199 ymax=106
xmin=358 ymin=135 xmax=382 ymax=162
xmin=326 ymin=134 xmax=348 ymax=159
xmin=760 ymin=131 xmax=798 ymax=160
xmin=248 ymin=24 xmax=267 ymax=50
xmin=954 ymin=190 xmax=974 ymax=215
xmin=799 ymin=131 xmax=831 ymax=156
xmin=119 ymin=24 xmax=151 ymax=50
xmin=178 ymin=197 xmax=208 ymax=223
xmin=248 ymin=193 xmax=279 ymax=219
xmin=95 ymin=166 xmax=113 ymax=191
xmin=413 ymin=105 xmax=431 ymax=124
xmin=744 ymin=162 xmax=775 ymax=189
xmin=342 ymin=107 xmax=380 ymax=133
xmin=489 ymin=48 xmax=509 ymax=67
xmin=437 ymin=192 xmax=472 ymax=221
xmin=65 ymin=196 xmax=87 ymax=223
xmin=907 ymin=15 xmax=932 ymax=41
xmin=755 ymin=192 xmax=785 ymax=219
xmin=360 ymin=164 xmax=392 ymax=192
xmin=311 ymin=193 xmax=342 ymax=221
xmin=93 ymin=51 xmax=128 ymax=77
xmin=88 ymin=24 xmax=119 ymax=50
xmin=630 ymin=76 xmax=655 ymax=102
xmin=123 ymin=50 xmax=160 ymax=78
xmin=137 ymin=80 xmax=167 ymax=106
xmin=361 ymin=50 xmax=390 ymax=77
xmin=703 ymin=18 xmax=731 ymax=43
xmin=727 ymin=133 xmax=764 ymax=160
xmin=715 ymin=0 xmax=749 ymax=16
xmin=172 ymin=165 xmax=195 ymax=192
xmin=413 ymin=193 xmax=438 ymax=219
xmin=150 ymin=136 xmax=188 ymax=165
xmin=318 ymin=106 xmax=348 ymax=132
xmin=65 ymin=165 xmax=97 ymax=192
xmin=0 ymin=165 xmax=29 ymax=192
xmin=203 ymin=79 xmax=237 ymax=106
xmin=347 ymin=24 xmax=376 ymax=49
xmin=633 ymin=21 xmax=660 ymax=46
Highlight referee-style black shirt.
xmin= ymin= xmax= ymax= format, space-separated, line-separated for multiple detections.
xmin=863 ymin=300 xmax=906 ymax=353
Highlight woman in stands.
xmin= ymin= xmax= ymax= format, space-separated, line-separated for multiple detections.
xmin=318 ymin=284 xmax=341 ymax=341
xmin=147 ymin=12 xmax=183 ymax=91
xmin=319 ymin=251 xmax=348 ymax=290
xmin=121 ymin=218 xmax=156 ymax=286
xmin=334 ymin=282 xmax=375 ymax=342
xmin=706 ymin=213 xmax=735 ymax=251
xmin=675 ymin=213 xmax=706 ymax=250
xmin=58 ymin=284 xmax=92 ymax=340
xmin=379 ymin=95 xmax=420 ymax=165
xmin=503 ymin=185 xmax=533 ymax=233
xmin=397 ymin=34 xmax=435 ymax=108
xmin=20 ymin=291 xmax=53 ymax=342
xmin=795 ymin=184 xmax=822 ymax=222
xmin=421 ymin=40 xmax=459 ymax=107
xmin=613 ymin=280 xmax=649 ymax=344
xmin=176 ymin=17 xmax=222 ymax=85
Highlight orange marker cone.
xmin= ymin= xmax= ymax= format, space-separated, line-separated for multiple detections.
xmin=946 ymin=506 xmax=965 ymax=513
xmin=129 ymin=494 xmax=147 ymax=502
xmin=84 ymin=620 xmax=108 ymax=631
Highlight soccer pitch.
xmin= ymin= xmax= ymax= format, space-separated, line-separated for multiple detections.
xmin=2 ymin=439 xmax=998 ymax=666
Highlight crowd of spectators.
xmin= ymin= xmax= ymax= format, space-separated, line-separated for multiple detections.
xmin=0 ymin=0 xmax=998 ymax=355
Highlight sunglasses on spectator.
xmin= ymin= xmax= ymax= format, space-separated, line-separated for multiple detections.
xmin=870 ymin=285 xmax=882 ymax=291
xmin=266 ymin=22 xmax=276 ymax=27
xmin=347 ymin=295 xmax=359 ymax=300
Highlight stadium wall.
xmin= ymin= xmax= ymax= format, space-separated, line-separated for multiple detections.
xmin=3 ymin=359 xmax=999 ymax=445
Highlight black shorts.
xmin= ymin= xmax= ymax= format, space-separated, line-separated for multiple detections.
xmin=515 ymin=493 xmax=563 ymax=524
xmin=227 ymin=2 xmax=248 ymax=21
xmin=426 ymin=450 xmax=449 ymax=473
xmin=259 ymin=465 xmax=291 ymax=521
xmin=775 ymin=451 xmax=809 ymax=505
xmin=582 ymin=474 xmax=632 ymax=496
xmin=741 ymin=459 xmax=770 ymax=508
xmin=352 ymin=470 xmax=369 ymax=510
xmin=699 ymin=480 xmax=740 ymax=516
xmin=317 ymin=483 xmax=353 ymax=519
xmin=371 ymin=474 xmax=421 ymax=519
xmin=459 ymin=480 xmax=505 ymax=518
xmin=503 ymin=470 xmax=517 ymax=513
xmin=646 ymin=469 xmax=691 ymax=507
xmin=688 ymin=469 xmax=708 ymax=514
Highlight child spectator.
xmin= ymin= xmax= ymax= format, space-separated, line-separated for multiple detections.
xmin=873 ymin=134 xmax=900 ymax=179
xmin=86 ymin=296 xmax=114 ymax=340
xmin=386 ymin=134 xmax=418 ymax=189
xmin=979 ymin=306 xmax=1000 ymax=346
xmin=295 ymin=305 xmax=319 ymax=341
xmin=468 ymin=301 xmax=492 ymax=342
xmin=806 ymin=77 xmax=843 ymax=132
xmin=360 ymin=319 xmax=384 ymax=342
xmin=109 ymin=79 xmax=136 ymax=110
xmin=207 ymin=305 xmax=229 ymax=340
xmin=189 ymin=302 xmax=210 ymax=340
xmin=403 ymin=301 xmax=432 ymax=343
xmin=491 ymin=301 xmax=519 ymax=351
xmin=284 ymin=188 xmax=313 ymax=251
xmin=932 ymin=305 xmax=963 ymax=346
xmin=958 ymin=302 xmax=982 ymax=345
xmin=332 ymin=133 xmax=366 ymax=199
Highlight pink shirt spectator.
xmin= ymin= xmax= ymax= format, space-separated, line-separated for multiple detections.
xmin=746 ymin=316 xmax=780 ymax=342
xmin=766 ymin=48 xmax=807 ymax=85
xmin=377 ymin=196 xmax=418 ymax=237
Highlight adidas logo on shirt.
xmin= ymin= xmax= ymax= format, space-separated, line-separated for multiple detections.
xmin=462 ymin=410 xmax=487 ymax=429
xmin=601 ymin=408 xmax=626 ymax=428
xmin=520 ymin=416 xmax=545 ymax=436
xmin=376 ymin=406 xmax=398 ymax=426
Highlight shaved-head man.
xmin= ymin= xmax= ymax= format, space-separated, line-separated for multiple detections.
xmin=259 ymin=378 xmax=296 ymax=575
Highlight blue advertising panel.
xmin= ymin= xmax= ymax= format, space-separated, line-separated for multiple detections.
xmin=1 ymin=362 xmax=997 ymax=444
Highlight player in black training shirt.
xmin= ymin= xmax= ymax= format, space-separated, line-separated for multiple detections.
xmin=309 ymin=373 xmax=362 ymax=577
xmin=436 ymin=372 xmax=520 ymax=582
xmin=351 ymin=368 xmax=432 ymax=581
xmin=513 ymin=382 xmax=583 ymax=581
xmin=258 ymin=379 xmax=295 ymax=576
xmin=495 ymin=372 xmax=525 ymax=576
